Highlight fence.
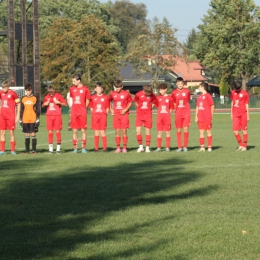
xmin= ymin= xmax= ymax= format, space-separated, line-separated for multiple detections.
xmin=41 ymin=97 xmax=260 ymax=114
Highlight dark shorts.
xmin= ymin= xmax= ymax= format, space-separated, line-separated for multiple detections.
xmin=23 ymin=123 xmax=38 ymax=133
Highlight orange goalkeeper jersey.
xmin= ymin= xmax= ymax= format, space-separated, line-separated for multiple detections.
xmin=20 ymin=95 xmax=40 ymax=123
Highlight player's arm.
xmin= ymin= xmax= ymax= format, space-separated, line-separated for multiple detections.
xmin=110 ymin=99 xmax=114 ymax=115
xmin=211 ymin=104 xmax=215 ymax=118
xmin=15 ymin=102 xmax=21 ymax=123
xmin=20 ymin=98 xmax=24 ymax=121
xmin=86 ymin=99 xmax=90 ymax=108
xmin=230 ymin=101 xmax=233 ymax=120
xmin=121 ymin=101 xmax=132 ymax=115
xmin=42 ymin=97 xmax=50 ymax=107
xmin=195 ymin=106 xmax=198 ymax=122
xmin=246 ymin=103 xmax=249 ymax=121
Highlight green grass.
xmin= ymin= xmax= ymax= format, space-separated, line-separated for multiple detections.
xmin=0 ymin=113 xmax=260 ymax=259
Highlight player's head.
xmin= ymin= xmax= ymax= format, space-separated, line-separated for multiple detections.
xmin=95 ymin=82 xmax=103 ymax=95
xmin=143 ymin=85 xmax=153 ymax=96
xmin=157 ymin=83 xmax=168 ymax=95
xmin=1 ymin=80 xmax=10 ymax=93
xmin=114 ymin=80 xmax=123 ymax=92
xmin=176 ymin=77 xmax=185 ymax=90
xmin=72 ymin=74 xmax=81 ymax=86
xmin=25 ymin=83 xmax=33 ymax=95
xmin=234 ymin=81 xmax=242 ymax=92
xmin=199 ymin=81 xmax=208 ymax=92
xmin=47 ymin=85 xmax=55 ymax=96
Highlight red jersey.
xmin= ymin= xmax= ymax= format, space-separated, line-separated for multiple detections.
xmin=109 ymin=90 xmax=133 ymax=115
xmin=196 ymin=92 xmax=214 ymax=122
xmin=70 ymin=85 xmax=90 ymax=115
xmin=0 ymin=89 xmax=20 ymax=119
xmin=89 ymin=94 xmax=110 ymax=115
xmin=134 ymin=90 xmax=157 ymax=115
xmin=230 ymin=89 xmax=249 ymax=117
xmin=43 ymin=93 xmax=66 ymax=116
xmin=171 ymin=88 xmax=190 ymax=118
xmin=156 ymin=95 xmax=174 ymax=115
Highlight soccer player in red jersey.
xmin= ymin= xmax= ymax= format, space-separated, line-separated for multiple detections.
xmin=109 ymin=80 xmax=133 ymax=153
xmin=0 ymin=80 xmax=21 ymax=155
xmin=69 ymin=74 xmax=91 ymax=153
xmin=195 ymin=82 xmax=214 ymax=152
xmin=89 ymin=82 xmax=110 ymax=152
xmin=42 ymin=86 xmax=67 ymax=153
xmin=171 ymin=77 xmax=191 ymax=152
xmin=134 ymin=85 xmax=157 ymax=153
xmin=230 ymin=81 xmax=249 ymax=151
xmin=154 ymin=83 xmax=174 ymax=152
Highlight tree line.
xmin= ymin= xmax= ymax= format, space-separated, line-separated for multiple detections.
xmin=0 ymin=0 xmax=260 ymax=95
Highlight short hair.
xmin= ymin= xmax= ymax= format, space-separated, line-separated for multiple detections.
xmin=176 ymin=77 xmax=184 ymax=83
xmin=114 ymin=80 xmax=123 ymax=88
xmin=157 ymin=83 xmax=168 ymax=90
xmin=25 ymin=83 xmax=33 ymax=91
xmin=47 ymin=85 xmax=55 ymax=92
xmin=234 ymin=81 xmax=242 ymax=90
xmin=1 ymin=80 xmax=10 ymax=88
xmin=95 ymin=82 xmax=103 ymax=87
xmin=143 ymin=85 xmax=153 ymax=94
xmin=73 ymin=74 xmax=81 ymax=81
xmin=199 ymin=81 xmax=208 ymax=91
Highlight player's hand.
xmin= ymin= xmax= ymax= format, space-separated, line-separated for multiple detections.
xmin=19 ymin=120 xmax=23 ymax=127
xmin=44 ymin=101 xmax=50 ymax=106
xmin=54 ymin=99 xmax=60 ymax=104
xmin=195 ymin=116 xmax=198 ymax=122
xmin=15 ymin=115 xmax=19 ymax=123
xmin=110 ymin=109 xmax=115 ymax=116
xmin=35 ymin=118 xmax=40 ymax=127
xmin=120 ymin=109 xmax=127 ymax=115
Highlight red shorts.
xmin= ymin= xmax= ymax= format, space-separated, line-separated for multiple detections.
xmin=157 ymin=114 xmax=171 ymax=131
xmin=198 ymin=122 xmax=212 ymax=130
xmin=135 ymin=114 xmax=152 ymax=128
xmin=91 ymin=114 xmax=107 ymax=130
xmin=0 ymin=116 xmax=16 ymax=130
xmin=46 ymin=115 xmax=63 ymax=130
xmin=233 ymin=114 xmax=247 ymax=131
xmin=70 ymin=114 xmax=87 ymax=129
xmin=175 ymin=115 xmax=190 ymax=128
xmin=113 ymin=114 xmax=129 ymax=129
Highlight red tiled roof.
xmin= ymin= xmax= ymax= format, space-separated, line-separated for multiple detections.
xmin=162 ymin=55 xmax=207 ymax=82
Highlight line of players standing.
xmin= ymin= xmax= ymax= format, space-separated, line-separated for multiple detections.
xmin=0 ymin=75 xmax=249 ymax=154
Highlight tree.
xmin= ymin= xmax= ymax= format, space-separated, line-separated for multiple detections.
xmin=40 ymin=15 xmax=120 ymax=94
xmin=125 ymin=17 xmax=183 ymax=87
xmin=195 ymin=0 xmax=260 ymax=87
xmin=109 ymin=0 xmax=148 ymax=53
xmin=184 ymin=28 xmax=198 ymax=61
xmin=39 ymin=0 xmax=119 ymax=39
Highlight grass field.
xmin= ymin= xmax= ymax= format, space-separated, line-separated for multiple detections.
xmin=0 ymin=113 xmax=260 ymax=260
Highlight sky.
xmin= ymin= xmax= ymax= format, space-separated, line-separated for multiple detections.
xmin=100 ymin=0 xmax=260 ymax=43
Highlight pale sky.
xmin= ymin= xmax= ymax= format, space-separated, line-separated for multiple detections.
xmin=100 ymin=0 xmax=260 ymax=43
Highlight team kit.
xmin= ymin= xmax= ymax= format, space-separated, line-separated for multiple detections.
xmin=0 ymin=75 xmax=249 ymax=155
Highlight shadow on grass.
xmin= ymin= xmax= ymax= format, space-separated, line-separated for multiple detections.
xmin=0 ymin=157 xmax=218 ymax=260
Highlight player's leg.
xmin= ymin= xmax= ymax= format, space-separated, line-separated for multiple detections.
xmin=115 ymin=128 xmax=121 ymax=152
xmin=136 ymin=126 xmax=144 ymax=152
xmin=122 ymin=128 xmax=128 ymax=153
xmin=81 ymin=128 xmax=87 ymax=153
xmin=56 ymin=130 xmax=61 ymax=153
xmin=100 ymin=130 xmax=107 ymax=152
xmin=241 ymin=113 xmax=248 ymax=151
xmin=183 ymin=126 xmax=189 ymax=152
xmin=72 ymin=129 xmax=78 ymax=152
xmin=9 ymin=130 xmax=16 ymax=155
xmin=198 ymin=126 xmax=205 ymax=152
xmin=233 ymin=117 xmax=243 ymax=150
xmin=145 ymin=127 xmax=151 ymax=153
xmin=23 ymin=124 xmax=30 ymax=154
xmin=48 ymin=130 xmax=54 ymax=153
xmin=165 ymin=130 xmax=171 ymax=152
xmin=31 ymin=131 xmax=37 ymax=154
xmin=155 ymin=130 xmax=162 ymax=151
xmin=94 ymin=130 xmax=99 ymax=151
xmin=206 ymin=129 xmax=212 ymax=152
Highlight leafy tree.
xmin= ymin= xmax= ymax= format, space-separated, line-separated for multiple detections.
xmin=184 ymin=28 xmax=198 ymax=60
xmin=125 ymin=17 xmax=183 ymax=87
xmin=40 ymin=15 xmax=120 ymax=94
xmin=109 ymin=0 xmax=148 ymax=53
xmin=195 ymin=0 xmax=260 ymax=87
xmin=39 ymin=0 xmax=119 ymax=38
xmin=219 ymin=77 xmax=229 ymax=95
